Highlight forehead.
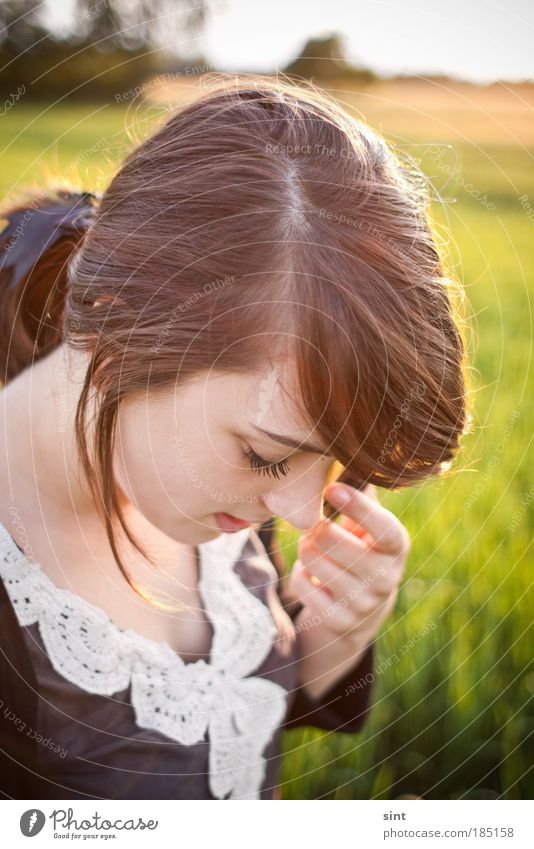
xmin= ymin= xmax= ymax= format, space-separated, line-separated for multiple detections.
xmin=206 ymin=365 xmax=320 ymax=442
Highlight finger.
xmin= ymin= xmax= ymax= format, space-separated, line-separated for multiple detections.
xmin=286 ymin=559 xmax=359 ymax=633
xmin=337 ymin=485 xmax=379 ymax=541
xmin=304 ymin=520 xmax=371 ymax=576
xmin=301 ymin=539 xmax=400 ymax=604
xmin=300 ymin=541 xmax=360 ymax=598
xmin=287 ymin=558 xmax=332 ymax=607
xmin=363 ymin=483 xmax=380 ymax=503
xmin=338 ymin=513 xmax=375 ymax=546
xmin=324 ymin=485 xmax=410 ymax=556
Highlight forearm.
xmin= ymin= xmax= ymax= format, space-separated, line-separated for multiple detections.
xmin=293 ymin=607 xmax=374 ymax=701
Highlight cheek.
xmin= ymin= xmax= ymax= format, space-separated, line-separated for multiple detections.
xmin=112 ymin=434 xmax=165 ymax=513
xmin=114 ymin=439 xmax=208 ymax=532
xmin=112 ymin=403 xmax=185 ymax=513
xmin=113 ymin=402 xmax=256 ymax=518
xmin=172 ymin=436 xmax=260 ymax=510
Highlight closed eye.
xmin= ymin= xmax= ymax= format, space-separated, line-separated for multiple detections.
xmin=242 ymin=445 xmax=291 ymax=479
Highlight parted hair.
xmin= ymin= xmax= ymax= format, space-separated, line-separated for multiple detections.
xmin=0 ymin=73 xmax=472 ymax=593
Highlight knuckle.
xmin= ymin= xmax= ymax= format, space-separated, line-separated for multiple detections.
xmin=328 ymin=610 xmax=356 ymax=634
xmin=393 ymin=525 xmax=411 ymax=555
xmin=381 ymin=510 xmax=410 ymax=554
xmin=287 ymin=571 xmax=309 ymax=599
xmin=364 ymin=593 xmax=384 ymax=614
xmin=400 ymin=527 xmax=411 ymax=552
xmin=310 ymin=523 xmax=332 ymax=548
xmin=382 ymin=591 xmax=399 ymax=618
xmin=373 ymin=577 xmax=395 ymax=599
xmin=395 ymin=558 xmax=407 ymax=583
xmin=348 ymin=595 xmax=376 ymax=618
xmin=301 ymin=542 xmax=324 ymax=565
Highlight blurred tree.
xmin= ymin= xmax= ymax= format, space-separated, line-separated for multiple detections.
xmin=0 ymin=0 xmax=211 ymax=100
xmin=284 ymin=32 xmax=377 ymax=84
xmin=68 ymin=0 xmax=208 ymax=53
xmin=0 ymin=0 xmax=209 ymax=52
xmin=0 ymin=0 xmax=51 ymax=50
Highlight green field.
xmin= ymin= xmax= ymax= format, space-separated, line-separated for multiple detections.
xmin=1 ymin=88 xmax=532 ymax=799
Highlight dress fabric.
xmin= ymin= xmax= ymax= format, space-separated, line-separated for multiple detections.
xmin=0 ymin=520 xmax=375 ymax=800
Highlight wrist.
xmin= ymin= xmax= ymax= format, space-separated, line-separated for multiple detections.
xmin=325 ymin=619 xmax=377 ymax=654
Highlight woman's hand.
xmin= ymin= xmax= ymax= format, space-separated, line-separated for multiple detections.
xmin=286 ymin=482 xmax=410 ymax=645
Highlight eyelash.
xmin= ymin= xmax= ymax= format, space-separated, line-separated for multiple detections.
xmin=243 ymin=446 xmax=291 ymax=479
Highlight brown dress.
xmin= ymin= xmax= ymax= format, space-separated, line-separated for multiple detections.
xmin=0 ymin=520 xmax=375 ymax=800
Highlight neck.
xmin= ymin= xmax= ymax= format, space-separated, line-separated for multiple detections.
xmin=0 ymin=344 xmax=200 ymax=599
xmin=0 ymin=343 xmax=100 ymax=520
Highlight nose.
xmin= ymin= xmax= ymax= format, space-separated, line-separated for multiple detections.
xmin=262 ymin=457 xmax=337 ymax=531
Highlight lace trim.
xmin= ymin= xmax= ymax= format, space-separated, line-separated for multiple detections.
xmin=0 ymin=522 xmax=289 ymax=799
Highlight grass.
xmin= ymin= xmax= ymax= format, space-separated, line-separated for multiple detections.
xmin=1 ymin=83 xmax=532 ymax=799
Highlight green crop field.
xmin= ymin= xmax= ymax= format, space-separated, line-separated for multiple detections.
xmin=1 ymin=80 xmax=532 ymax=799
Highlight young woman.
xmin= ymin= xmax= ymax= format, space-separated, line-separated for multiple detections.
xmin=0 ymin=76 xmax=469 ymax=800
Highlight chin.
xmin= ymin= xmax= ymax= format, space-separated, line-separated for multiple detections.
xmin=181 ymin=517 xmax=223 ymax=541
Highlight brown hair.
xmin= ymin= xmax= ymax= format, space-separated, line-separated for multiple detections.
xmin=0 ymin=73 xmax=472 ymax=595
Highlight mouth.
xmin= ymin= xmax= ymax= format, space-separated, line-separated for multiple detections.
xmin=213 ymin=512 xmax=267 ymax=533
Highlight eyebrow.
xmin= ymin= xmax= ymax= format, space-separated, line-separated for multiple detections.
xmin=248 ymin=421 xmax=329 ymax=455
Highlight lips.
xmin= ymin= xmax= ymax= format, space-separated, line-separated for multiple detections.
xmin=214 ymin=512 xmax=253 ymax=533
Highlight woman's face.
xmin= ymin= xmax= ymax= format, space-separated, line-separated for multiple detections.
xmin=113 ymin=365 xmax=339 ymax=544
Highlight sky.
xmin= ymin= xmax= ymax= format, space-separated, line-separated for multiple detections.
xmin=46 ymin=0 xmax=533 ymax=84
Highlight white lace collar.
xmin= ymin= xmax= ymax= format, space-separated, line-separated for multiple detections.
xmin=0 ymin=521 xmax=289 ymax=800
